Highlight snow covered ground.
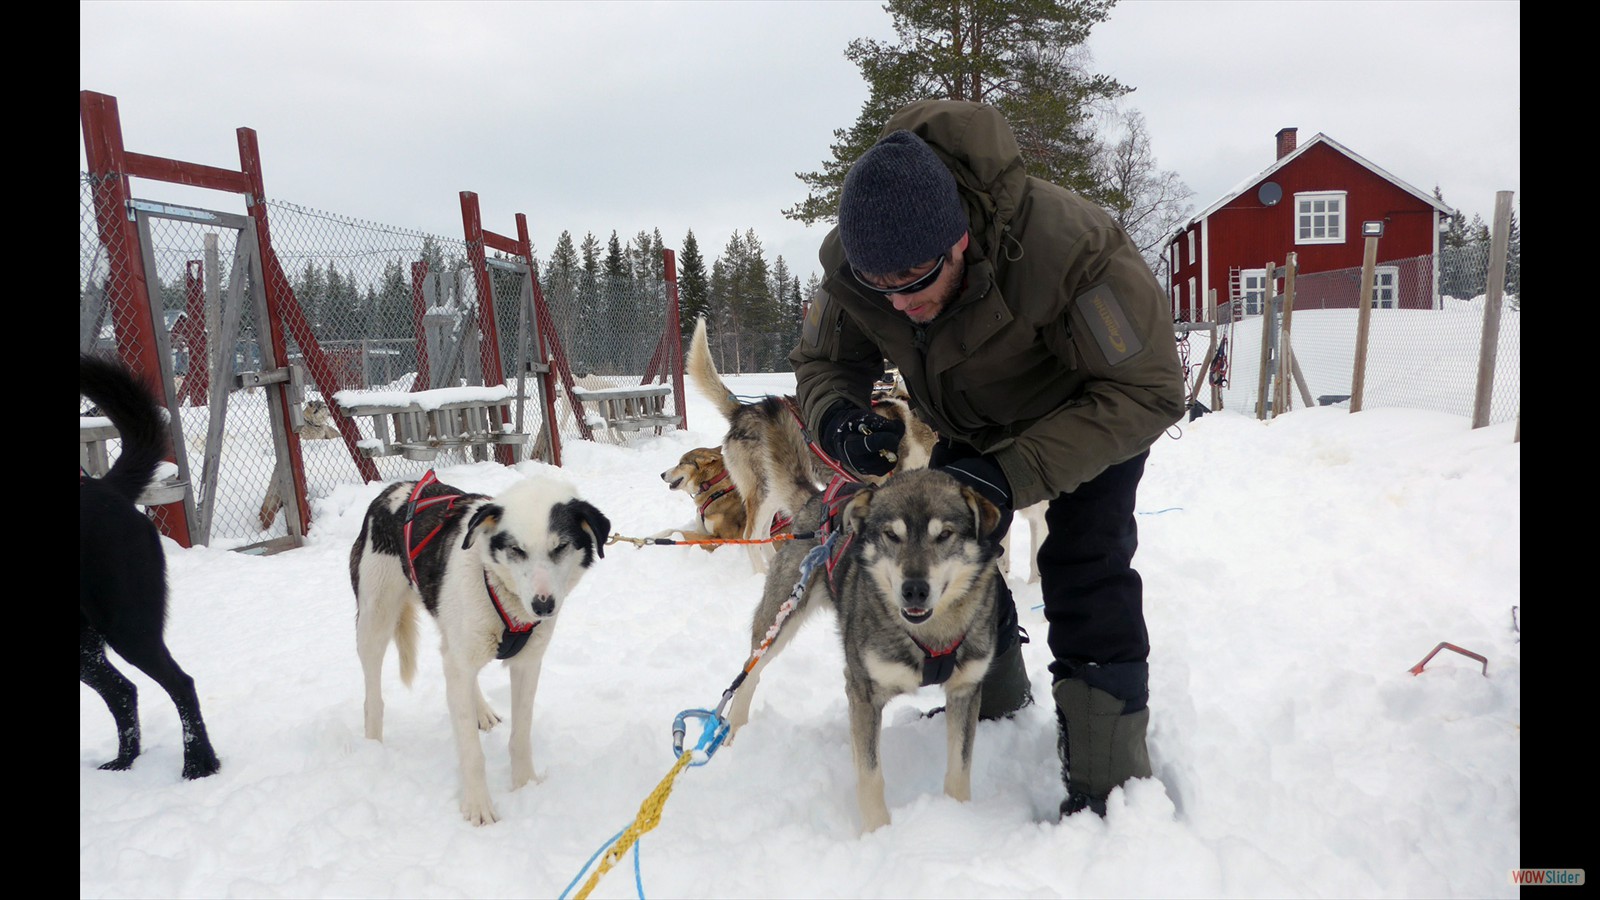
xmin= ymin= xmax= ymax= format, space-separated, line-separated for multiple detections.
xmin=80 ymin=371 xmax=1521 ymax=899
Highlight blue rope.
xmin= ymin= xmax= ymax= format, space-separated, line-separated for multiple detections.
xmin=561 ymin=825 xmax=647 ymax=900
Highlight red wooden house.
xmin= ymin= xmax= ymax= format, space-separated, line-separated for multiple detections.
xmin=1165 ymin=128 xmax=1453 ymax=321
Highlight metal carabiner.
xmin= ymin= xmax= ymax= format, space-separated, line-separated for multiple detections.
xmin=671 ymin=708 xmax=729 ymax=766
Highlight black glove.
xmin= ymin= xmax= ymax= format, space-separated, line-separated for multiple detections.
xmin=820 ymin=403 xmax=905 ymax=479
xmin=938 ymin=454 xmax=1013 ymax=519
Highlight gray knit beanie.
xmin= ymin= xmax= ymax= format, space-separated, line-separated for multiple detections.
xmin=838 ymin=130 xmax=967 ymax=276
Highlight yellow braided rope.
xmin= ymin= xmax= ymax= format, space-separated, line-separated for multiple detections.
xmin=573 ymin=750 xmax=695 ymax=900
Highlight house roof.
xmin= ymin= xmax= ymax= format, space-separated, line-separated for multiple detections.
xmin=1168 ymin=133 xmax=1454 ymax=244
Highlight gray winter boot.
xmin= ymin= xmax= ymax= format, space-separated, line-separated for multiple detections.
xmin=1053 ymin=677 xmax=1151 ymax=817
xmin=977 ymin=638 xmax=1034 ymax=720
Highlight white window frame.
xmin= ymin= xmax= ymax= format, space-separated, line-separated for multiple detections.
xmin=1241 ymin=268 xmax=1267 ymax=317
xmin=1371 ymin=265 xmax=1398 ymax=309
xmin=1294 ymin=191 xmax=1346 ymax=245
xmin=1187 ymin=230 xmax=1196 ymax=264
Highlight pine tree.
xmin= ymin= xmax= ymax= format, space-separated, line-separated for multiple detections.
xmin=1504 ymin=210 xmax=1520 ymax=308
xmin=597 ymin=231 xmax=641 ymax=370
xmin=543 ymin=230 xmax=579 ymax=317
xmin=1434 ymin=187 xmax=1479 ymax=300
xmin=325 ymin=265 xmax=360 ymax=341
xmin=707 ymin=256 xmax=729 ymax=367
xmin=604 ymin=231 xmax=628 ymax=280
xmin=803 ymin=273 xmax=823 ymax=309
xmin=769 ymin=255 xmax=794 ymax=327
xmin=628 ymin=228 xmax=665 ymax=285
xmin=1435 ymin=187 xmax=1468 ymax=251
xmin=572 ymin=232 xmax=602 ymax=374
xmin=538 ymin=231 xmax=580 ymax=374
xmin=767 ymin=254 xmax=796 ymax=370
xmin=678 ymin=229 xmax=710 ymax=335
xmin=786 ymin=0 xmax=1127 ymax=224
xmin=375 ymin=260 xmax=410 ymax=340
xmin=296 ymin=260 xmax=327 ymax=333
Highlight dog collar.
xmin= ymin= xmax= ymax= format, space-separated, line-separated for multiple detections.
xmin=695 ymin=469 xmax=729 ymax=496
xmin=484 ymin=572 xmax=539 ymax=660
xmin=911 ymin=633 xmax=966 ymax=686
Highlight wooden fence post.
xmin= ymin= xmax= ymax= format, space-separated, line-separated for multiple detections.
xmin=1350 ymin=236 xmax=1380 ymax=413
xmin=1256 ymin=261 xmax=1275 ymax=420
xmin=1471 ymin=191 xmax=1515 ymax=429
xmin=1274 ymin=253 xmax=1298 ymax=416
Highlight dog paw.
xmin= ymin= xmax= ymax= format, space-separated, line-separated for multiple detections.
xmin=476 ymin=707 xmax=502 ymax=732
xmin=511 ymin=767 xmax=543 ymax=790
xmin=182 ymin=752 xmax=221 ymax=780
xmin=461 ymin=793 xmax=500 ymax=826
xmin=858 ymin=811 xmax=892 ymax=834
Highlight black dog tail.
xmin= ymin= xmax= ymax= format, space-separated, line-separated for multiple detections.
xmin=80 ymin=353 xmax=170 ymax=504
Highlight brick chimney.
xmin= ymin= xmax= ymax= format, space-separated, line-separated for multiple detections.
xmin=1276 ymin=127 xmax=1298 ymax=160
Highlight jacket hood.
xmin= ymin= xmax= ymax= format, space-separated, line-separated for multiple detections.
xmin=882 ymin=100 xmax=1029 ymax=262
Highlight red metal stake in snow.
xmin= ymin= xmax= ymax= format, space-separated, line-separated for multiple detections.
xmin=1409 ymin=642 xmax=1489 ymax=677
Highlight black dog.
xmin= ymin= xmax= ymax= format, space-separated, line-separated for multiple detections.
xmin=80 ymin=354 xmax=219 ymax=779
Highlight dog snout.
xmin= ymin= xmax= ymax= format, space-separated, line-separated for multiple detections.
xmin=900 ymin=579 xmax=931 ymax=609
xmin=530 ymin=595 xmax=556 ymax=617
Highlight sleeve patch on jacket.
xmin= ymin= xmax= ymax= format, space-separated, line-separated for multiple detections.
xmin=801 ymin=291 xmax=832 ymax=348
xmin=1074 ymin=283 xmax=1144 ymax=366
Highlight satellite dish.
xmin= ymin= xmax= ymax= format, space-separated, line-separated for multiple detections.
xmin=1258 ymin=182 xmax=1283 ymax=206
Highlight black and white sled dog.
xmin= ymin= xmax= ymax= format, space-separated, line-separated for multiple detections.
xmin=80 ymin=354 xmax=221 ymax=780
xmin=350 ymin=472 xmax=611 ymax=825
xmin=725 ymin=468 xmax=1005 ymax=833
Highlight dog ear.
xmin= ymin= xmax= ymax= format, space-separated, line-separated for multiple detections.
xmin=566 ymin=499 xmax=611 ymax=560
xmin=960 ymin=487 xmax=1003 ymax=541
xmin=841 ymin=485 xmax=877 ymax=533
xmin=462 ymin=502 xmax=503 ymax=549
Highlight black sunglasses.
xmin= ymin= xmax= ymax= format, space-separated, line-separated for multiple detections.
xmin=853 ymin=254 xmax=946 ymax=296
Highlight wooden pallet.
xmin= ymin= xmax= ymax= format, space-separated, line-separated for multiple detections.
xmin=334 ymin=387 xmax=527 ymax=462
xmin=570 ymin=384 xmax=681 ymax=433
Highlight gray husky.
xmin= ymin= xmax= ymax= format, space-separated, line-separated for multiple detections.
xmin=725 ymin=468 xmax=1004 ymax=833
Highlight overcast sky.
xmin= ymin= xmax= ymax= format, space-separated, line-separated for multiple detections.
xmin=79 ymin=1 xmax=1519 ymax=285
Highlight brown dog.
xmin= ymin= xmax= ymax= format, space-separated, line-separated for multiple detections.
xmin=686 ymin=317 xmax=938 ymax=573
xmin=654 ymin=446 xmax=748 ymax=550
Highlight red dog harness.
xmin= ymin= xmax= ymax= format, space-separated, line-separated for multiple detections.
xmin=695 ymin=469 xmax=735 ymax=526
xmin=403 ymin=471 xmax=536 ymax=660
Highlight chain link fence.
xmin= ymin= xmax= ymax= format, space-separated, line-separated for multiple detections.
xmin=81 ymin=177 xmax=678 ymax=546
xmin=1191 ymin=247 xmax=1519 ymax=424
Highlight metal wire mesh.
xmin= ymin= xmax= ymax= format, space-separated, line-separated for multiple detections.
xmin=81 ymin=179 xmax=678 ymax=545
xmin=1196 ymin=250 xmax=1520 ymax=424
xmin=537 ymin=269 xmax=679 ymax=441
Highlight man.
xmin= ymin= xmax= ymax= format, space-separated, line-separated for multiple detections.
xmin=791 ymin=99 xmax=1185 ymax=818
